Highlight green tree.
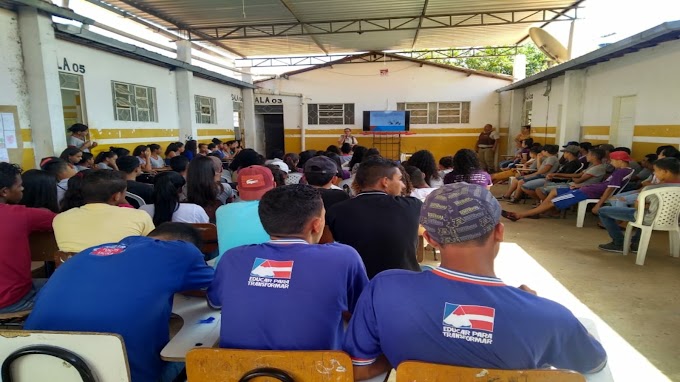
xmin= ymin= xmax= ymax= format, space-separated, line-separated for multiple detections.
xmin=427 ymin=44 xmax=548 ymax=76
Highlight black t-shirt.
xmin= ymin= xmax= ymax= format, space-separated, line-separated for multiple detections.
xmin=126 ymin=180 xmax=154 ymax=205
xmin=558 ymin=159 xmax=583 ymax=174
xmin=326 ymin=191 xmax=422 ymax=279
xmin=318 ymin=188 xmax=350 ymax=212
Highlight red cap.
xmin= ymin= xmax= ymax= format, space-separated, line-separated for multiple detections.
xmin=238 ymin=165 xmax=275 ymax=200
xmin=609 ymin=151 xmax=633 ymax=162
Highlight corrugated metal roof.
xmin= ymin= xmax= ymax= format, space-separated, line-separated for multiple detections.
xmin=497 ymin=20 xmax=680 ymax=92
xmin=99 ymin=0 xmax=581 ymax=57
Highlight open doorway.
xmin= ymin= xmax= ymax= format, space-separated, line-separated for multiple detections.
xmin=59 ymin=72 xmax=87 ymax=134
xmin=264 ymin=114 xmax=285 ymax=157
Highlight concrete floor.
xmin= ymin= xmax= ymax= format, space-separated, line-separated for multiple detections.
xmin=419 ymin=185 xmax=680 ymax=381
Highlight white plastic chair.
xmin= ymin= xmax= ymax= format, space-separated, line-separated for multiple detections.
xmin=623 ymin=187 xmax=680 ymax=265
xmin=576 ymin=173 xmax=633 ymax=228
xmin=125 ymin=192 xmax=146 ymax=208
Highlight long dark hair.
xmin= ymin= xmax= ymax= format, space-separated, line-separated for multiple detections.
xmin=348 ymin=146 xmax=367 ymax=170
xmin=165 ymin=142 xmax=179 ymax=157
xmin=59 ymin=172 xmax=87 ymax=212
xmin=94 ymin=151 xmax=116 ymax=164
xmin=186 ymin=156 xmax=220 ymax=208
xmin=19 ymin=169 xmax=59 ymax=213
xmin=110 ymin=146 xmax=130 ymax=157
xmin=132 ymin=145 xmax=148 ymax=157
xmin=183 ymin=140 xmax=198 ymax=156
xmin=451 ymin=149 xmax=483 ymax=181
xmin=59 ymin=147 xmax=81 ymax=164
xmin=152 ymin=171 xmax=185 ymax=226
xmin=408 ymin=150 xmax=440 ymax=186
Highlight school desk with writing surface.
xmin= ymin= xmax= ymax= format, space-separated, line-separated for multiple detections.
xmin=161 ymin=294 xmax=221 ymax=362
xmin=495 ymin=243 xmax=669 ymax=382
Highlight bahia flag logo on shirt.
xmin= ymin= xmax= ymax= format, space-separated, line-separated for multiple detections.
xmin=248 ymin=258 xmax=294 ymax=289
xmin=442 ymin=303 xmax=495 ymax=344
xmin=90 ymin=245 xmax=127 ymax=256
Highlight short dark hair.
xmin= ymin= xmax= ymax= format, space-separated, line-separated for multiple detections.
xmin=599 ymin=144 xmax=615 ymax=153
xmin=530 ymin=146 xmax=543 ymax=154
xmin=169 ymin=155 xmax=190 ymax=173
xmin=211 ymin=138 xmax=222 ymax=145
xmin=438 ymin=156 xmax=454 ymax=169
xmin=522 ymin=138 xmax=534 ymax=147
xmin=207 ymin=143 xmax=216 ymax=150
xmin=0 ymin=162 xmax=21 ymax=190
xmin=579 ymin=142 xmax=593 ymax=151
xmin=40 ymin=157 xmax=69 ymax=178
xmin=644 ymin=153 xmax=658 ymax=164
xmin=544 ymin=144 xmax=559 ymax=155
xmin=340 ymin=143 xmax=352 ymax=154
xmin=588 ymin=148 xmax=605 ymax=161
xmin=116 ymin=155 xmax=141 ymax=174
xmin=78 ymin=152 xmax=93 ymax=165
xmin=110 ymin=146 xmax=130 ymax=158
xmin=81 ymin=170 xmax=127 ymax=203
xmin=268 ymin=149 xmax=285 ymax=160
xmin=325 ymin=145 xmax=341 ymax=155
xmin=654 ymin=157 xmax=680 ymax=174
xmin=355 ymin=156 xmax=399 ymax=189
xmin=148 ymin=222 xmax=202 ymax=248
xmin=660 ymin=146 xmax=680 ymax=159
xmin=404 ymin=166 xmax=427 ymax=187
xmin=258 ymin=184 xmax=323 ymax=236
xmin=149 ymin=144 xmax=161 ymax=152
xmin=614 ymin=147 xmax=632 ymax=155
xmin=656 ymin=145 xmax=674 ymax=156
xmin=67 ymin=123 xmax=88 ymax=133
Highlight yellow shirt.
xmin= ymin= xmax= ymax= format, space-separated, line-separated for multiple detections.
xmin=53 ymin=203 xmax=155 ymax=252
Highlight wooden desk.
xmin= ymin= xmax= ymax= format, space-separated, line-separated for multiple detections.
xmin=495 ymin=243 xmax=669 ymax=382
xmin=161 ymin=295 xmax=221 ymax=361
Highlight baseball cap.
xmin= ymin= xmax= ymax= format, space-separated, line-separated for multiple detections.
xmin=420 ymin=183 xmax=501 ymax=245
xmin=562 ymin=141 xmax=579 ymax=148
xmin=609 ymin=150 xmax=633 ymax=162
xmin=304 ymin=156 xmax=338 ymax=175
xmin=560 ymin=145 xmax=580 ymax=155
xmin=237 ymin=165 xmax=275 ymax=201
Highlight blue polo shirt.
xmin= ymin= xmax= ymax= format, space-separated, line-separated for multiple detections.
xmin=208 ymin=239 xmax=369 ymax=350
xmin=24 ymin=236 xmax=215 ymax=382
xmin=215 ymin=201 xmax=270 ymax=264
xmin=344 ymin=268 xmax=607 ymax=374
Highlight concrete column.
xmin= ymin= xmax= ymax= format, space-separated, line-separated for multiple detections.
xmin=558 ymin=70 xmax=586 ymax=146
xmin=241 ymin=68 xmax=261 ymax=152
xmin=174 ymin=40 xmax=197 ymax=141
xmin=507 ymin=88 xmax=525 ymax=153
xmin=512 ymin=54 xmax=527 ymax=82
xmin=18 ymin=6 xmax=67 ymax=162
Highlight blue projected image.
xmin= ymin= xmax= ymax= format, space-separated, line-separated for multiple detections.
xmin=368 ymin=111 xmax=407 ymax=131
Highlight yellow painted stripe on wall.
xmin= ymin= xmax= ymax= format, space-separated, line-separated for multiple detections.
xmin=304 ymin=127 xmax=505 ymax=136
xmin=633 ymin=125 xmax=680 ymax=138
xmin=21 ymin=129 xmax=32 ymax=142
xmin=632 ymin=142 xmax=667 ymax=158
xmin=196 ymin=128 xmax=235 ymax=136
xmin=21 ymin=148 xmax=35 ymax=170
xmin=582 ymin=126 xmax=610 ymax=135
xmin=89 ymin=129 xmax=180 ymax=140
xmin=530 ymin=127 xmax=557 ymax=134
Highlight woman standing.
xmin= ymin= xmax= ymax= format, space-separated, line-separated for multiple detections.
xmin=338 ymin=128 xmax=358 ymax=146
xmin=67 ymin=123 xmax=97 ymax=153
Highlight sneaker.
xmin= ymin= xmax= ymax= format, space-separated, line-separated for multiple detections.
xmin=598 ymin=242 xmax=623 ymax=253
xmin=496 ymin=195 xmax=509 ymax=200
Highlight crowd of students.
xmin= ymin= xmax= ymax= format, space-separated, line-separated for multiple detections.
xmin=0 ymin=122 xmax=677 ymax=382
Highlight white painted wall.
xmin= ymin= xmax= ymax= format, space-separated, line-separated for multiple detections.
xmin=0 ymin=9 xmax=31 ymax=136
xmin=258 ymin=61 xmax=511 ymax=131
xmin=193 ymin=76 xmax=240 ymax=134
xmin=524 ymin=76 xmax=564 ymax=129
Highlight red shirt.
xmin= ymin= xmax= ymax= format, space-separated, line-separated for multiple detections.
xmin=0 ymin=204 xmax=56 ymax=308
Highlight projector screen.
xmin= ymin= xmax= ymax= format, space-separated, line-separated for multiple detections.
xmin=362 ymin=111 xmax=410 ymax=132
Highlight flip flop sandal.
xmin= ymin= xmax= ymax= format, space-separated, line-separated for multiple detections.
xmin=501 ymin=210 xmax=519 ymax=222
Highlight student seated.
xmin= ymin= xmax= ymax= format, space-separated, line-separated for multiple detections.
xmin=408 ymin=150 xmax=444 ymax=188
xmin=344 ymin=183 xmax=607 ymax=380
xmin=502 ymin=151 xmax=635 ymax=221
xmin=492 ymin=144 xmax=540 ymax=184
xmin=214 ymin=165 xmax=274 ymax=263
xmin=326 ymin=156 xmax=422 ymax=279
xmin=25 ymin=223 xmax=214 ymax=382
xmin=444 ymin=149 xmax=492 ymax=188
xmin=140 ymin=172 xmax=209 ymax=225
xmin=437 ymin=155 xmax=454 ymax=179
xmin=598 ymin=157 xmax=680 ymax=253
xmin=40 ymin=157 xmax=77 ymax=205
xmin=117 ymin=155 xmax=154 ymax=205
xmin=148 ymin=143 xmax=167 ymax=169
xmin=187 ymin=156 xmax=233 ymax=222
xmin=499 ymin=144 xmax=560 ymax=202
xmin=94 ymin=150 xmax=118 ymax=170
xmin=208 ymin=185 xmax=368 ymax=350
xmin=0 ymin=163 xmax=57 ymax=314
xmin=535 ymin=148 xmax=607 ymax=202
xmin=405 ymin=166 xmax=436 ymax=202
xmin=304 ymin=156 xmax=350 ymax=210
xmin=53 ymin=170 xmax=155 ymax=252
xmin=518 ymin=145 xmax=584 ymax=201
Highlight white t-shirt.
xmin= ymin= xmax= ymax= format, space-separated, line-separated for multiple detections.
xmin=265 ymin=158 xmax=290 ymax=173
xmin=410 ymin=188 xmax=436 ymax=202
xmin=68 ymin=135 xmax=89 ymax=152
xmin=140 ymin=203 xmax=209 ymax=224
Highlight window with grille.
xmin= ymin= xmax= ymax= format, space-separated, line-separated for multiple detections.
xmin=111 ymin=81 xmax=157 ymax=122
xmin=195 ymin=95 xmax=217 ymax=124
xmin=397 ymin=102 xmax=470 ymax=124
xmin=307 ymin=103 xmax=354 ymax=125
xmin=523 ymin=99 xmax=533 ymax=126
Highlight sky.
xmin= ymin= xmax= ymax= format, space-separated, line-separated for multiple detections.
xmin=54 ymin=0 xmax=680 ymax=79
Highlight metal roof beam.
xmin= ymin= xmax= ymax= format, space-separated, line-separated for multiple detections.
xmin=111 ymin=0 xmax=246 ymax=58
xmin=411 ymin=0 xmax=429 ymax=50
xmin=236 ymin=46 xmax=519 ymax=67
xmin=278 ymin=0 xmax=328 ymax=55
xmin=171 ymin=7 xmax=579 ymax=41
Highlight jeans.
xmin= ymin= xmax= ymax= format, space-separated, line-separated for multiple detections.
xmin=599 ymin=206 xmax=639 ymax=246
xmin=608 ymin=190 xmax=639 ymax=208
xmin=499 ymin=160 xmax=515 ymax=169
xmin=0 ymin=279 xmax=47 ymax=313
xmin=158 ymin=362 xmax=185 ymax=382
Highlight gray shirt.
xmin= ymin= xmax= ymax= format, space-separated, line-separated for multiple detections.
xmin=149 ymin=155 xmax=166 ymax=169
xmin=579 ymin=163 xmax=608 ymax=186
xmin=541 ymin=156 xmax=560 ymax=173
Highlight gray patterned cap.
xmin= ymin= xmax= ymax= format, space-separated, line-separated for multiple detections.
xmin=419 ymin=183 xmax=501 ymax=244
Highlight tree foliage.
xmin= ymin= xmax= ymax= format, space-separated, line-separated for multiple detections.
xmin=428 ymin=44 xmax=548 ymax=77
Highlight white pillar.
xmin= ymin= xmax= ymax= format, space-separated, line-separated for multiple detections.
xmin=175 ymin=40 xmax=197 ymax=141
xmin=512 ymin=54 xmax=527 ymax=82
xmin=507 ymin=89 xmax=525 ymax=154
xmin=558 ymin=70 xmax=586 ymax=145
xmin=567 ymin=20 xmax=576 ymax=60
xmin=18 ymin=7 xmax=67 ymax=163
xmin=241 ymin=68 xmax=261 ymax=152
